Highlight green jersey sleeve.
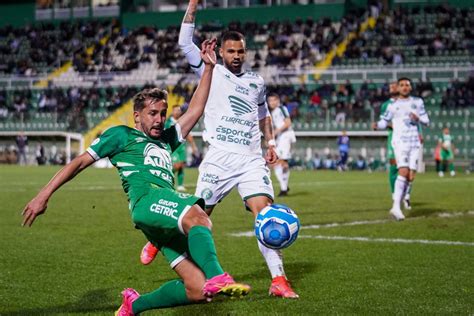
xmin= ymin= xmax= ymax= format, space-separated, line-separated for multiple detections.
xmin=87 ymin=126 xmax=128 ymax=160
xmin=161 ymin=124 xmax=184 ymax=153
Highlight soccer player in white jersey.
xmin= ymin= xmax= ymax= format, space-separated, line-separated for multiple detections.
xmin=140 ymin=0 xmax=299 ymax=299
xmin=267 ymin=92 xmax=296 ymax=197
xmin=373 ymin=77 xmax=430 ymax=220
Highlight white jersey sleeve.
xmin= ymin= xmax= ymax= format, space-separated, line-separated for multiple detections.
xmin=178 ymin=23 xmax=204 ymax=77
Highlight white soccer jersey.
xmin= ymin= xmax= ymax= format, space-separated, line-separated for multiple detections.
xmin=378 ymin=96 xmax=429 ymax=147
xmin=271 ymin=105 xmax=296 ymax=138
xmin=179 ymin=23 xmax=268 ymax=156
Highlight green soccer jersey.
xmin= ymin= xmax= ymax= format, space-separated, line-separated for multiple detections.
xmin=87 ymin=125 xmax=183 ymax=205
xmin=380 ymin=98 xmax=394 ymax=152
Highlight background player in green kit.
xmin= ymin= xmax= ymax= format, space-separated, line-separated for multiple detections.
xmin=166 ymin=104 xmax=199 ymax=191
xmin=439 ymin=127 xmax=455 ymax=177
xmin=21 ymin=39 xmax=250 ymax=316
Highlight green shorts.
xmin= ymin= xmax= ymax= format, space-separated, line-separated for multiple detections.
xmin=172 ymin=144 xmax=186 ymax=164
xmin=441 ymin=149 xmax=454 ymax=161
xmin=131 ymin=187 xmax=204 ymax=268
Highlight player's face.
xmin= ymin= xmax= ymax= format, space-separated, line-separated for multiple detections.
xmin=443 ymin=128 xmax=449 ymax=134
xmin=398 ymin=80 xmax=412 ymax=98
xmin=172 ymin=107 xmax=182 ymax=120
xmin=267 ymin=95 xmax=280 ymax=110
xmin=135 ymin=99 xmax=168 ymax=139
xmin=220 ymin=39 xmax=246 ymax=74
xmin=389 ymin=82 xmax=399 ymax=97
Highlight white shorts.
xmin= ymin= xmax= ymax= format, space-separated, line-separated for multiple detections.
xmin=393 ymin=141 xmax=420 ymax=170
xmin=195 ymin=146 xmax=274 ymax=207
xmin=276 ymin=132 xmax=296 ymax=160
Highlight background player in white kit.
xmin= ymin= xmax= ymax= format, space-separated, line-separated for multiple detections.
xmin=267 ymin=92 xmax=296 ymax=197
xmin=141 ymin=0 xmax=299 ymax=298
xmin=373 ymin=78 xmax=429 ymax=220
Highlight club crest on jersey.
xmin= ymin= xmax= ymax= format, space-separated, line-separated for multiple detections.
xmin=229 ymin=95 xmax=253 ymax=116
xmin=143 ymin=143 xmax=172 ymax=170
xmin=411 ymin=104 xmax=416 ymax=109
xmin=249 ymin=83 xmax=257 ymax=89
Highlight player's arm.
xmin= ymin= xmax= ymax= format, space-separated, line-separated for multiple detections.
xmin=260 ymin=114 xmax=278 ymax=164
xmin=373 ymin=105 xmax=393 ymax=130
xmin=178 ymin=39 xmax=217 ymax=138
xmin=178 ymin=0 xmax=204 ymax=77
xmin=409 ymin=100 xmax=430 ymax=126
xmin=275 ymin=108 xmax=292 ymax=136
xmin=186 ymin=133 xmax=199 ymax=156
xmin=22 ymin=152 xmax=96 ymax=227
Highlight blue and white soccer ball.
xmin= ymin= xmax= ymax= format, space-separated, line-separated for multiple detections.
xmin=255 ymin=204 xmax=300 ymax=249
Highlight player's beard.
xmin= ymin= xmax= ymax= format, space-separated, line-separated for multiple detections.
xmin=145 ymin=123 xmax=163 ymax=139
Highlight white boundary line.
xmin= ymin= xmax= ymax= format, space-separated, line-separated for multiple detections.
xmin=230 ymin=212 xmax=474 ymax=246
xmin=298 ymin=235 xmax=474 ymax=247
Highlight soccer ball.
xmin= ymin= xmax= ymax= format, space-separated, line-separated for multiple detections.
xmin=255 ymin=204 xmax=300 ymax=249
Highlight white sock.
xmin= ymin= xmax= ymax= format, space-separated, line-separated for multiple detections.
xmin=274 ymin=165 xmax=286 ymax=191
xmin=282 ymin=168 xmax=290 ymax=191
xmin=257 ymin=240 xmax=285 ymax=278
xmin=393 ymin=175 xmax=408 ymax=210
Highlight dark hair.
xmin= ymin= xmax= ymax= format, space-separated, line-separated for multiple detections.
xmin=221 ymin=31 xmax=245 ymax=45
xmin=267 ymin=92 xmax=280 ymax=99
xmin=133 ymin=88 xmax=168 ymax=112
xmin=397 ymin=77 xmax=412 ymax=85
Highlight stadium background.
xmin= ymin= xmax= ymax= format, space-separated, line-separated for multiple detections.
xmin=0 ymin=0 xmax=472 ymax=170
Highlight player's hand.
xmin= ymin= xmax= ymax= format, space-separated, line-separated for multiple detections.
xmin=371 ymin=122 xmax=377 ymax=130
xmin=409 ymin=112 xmax=419 ymax=122
xmin=22 ymin=196 xmax=48 ymax=227
xmin=265 ymin=146 xmax=278 ymax=164
xmin=200 ymin=38 xmax=217 ymax=66
xmin=419 ymin=134 xmax=424 ymax=144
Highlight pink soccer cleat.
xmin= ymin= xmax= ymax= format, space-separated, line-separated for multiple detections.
xmin=202 ymin=272 xmax=251 ymax=299
xmin=115 ymin=288 xmax=140 ymax=316
xmin=140 ymin=242 xmax=159 ymax=265
xmin=269 ymin=276 xmax=299 ymax=299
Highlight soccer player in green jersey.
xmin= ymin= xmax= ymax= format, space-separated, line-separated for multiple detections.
xmin=21 ymin=40 xmax=250 ymax=316
xmin=165 ymin=104 xmax=199 ymax=192
xmin=439 ymin=127 xmax=455 ymax=177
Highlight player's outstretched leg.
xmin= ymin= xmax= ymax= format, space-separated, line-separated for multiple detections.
xmin=115 ymin=288 xmax=140 ymax=316
xmin=258 ymin=242 xmax=299 ymax=298
xmin=140 ymin=241 xmax=159 ymax=265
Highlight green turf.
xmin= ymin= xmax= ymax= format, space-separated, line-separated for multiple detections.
xmin=1 ymin=166 xmax=473 ymax=315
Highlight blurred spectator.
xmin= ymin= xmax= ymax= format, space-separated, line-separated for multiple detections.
xmin=36 ymin=142 xmax=46 ymax=165
xmin=16 ymin=133 xmax=28 ymax=165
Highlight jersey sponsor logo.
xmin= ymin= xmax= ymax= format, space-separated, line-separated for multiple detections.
xmin=149 ymin=198 xmax=179 ymax=219
xmin=229 ymin=95 xmax=253 ymax=116
xmin=235 ymin=85 xmax=250 ymax=96
xmin=201 ymin=172 xmax=219 ymax=184
xmin=143 ymin=143 xmax=172 ymax=171
xmin=215 ymin=125 xmax=252 ymax=146
xmin=201 ymin=188 xmax=213 ymax=200
xmin=221 ymin=115 xmax=256 ymax=127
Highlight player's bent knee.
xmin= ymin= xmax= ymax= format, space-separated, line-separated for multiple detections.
xmin=182 ymin=205 xmax=212 ymax=233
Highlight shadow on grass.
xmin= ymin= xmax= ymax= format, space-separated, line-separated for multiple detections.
xmin=3 ymin=288 xmax=116 ymax=315
xmin=407 ymin=207 xmax=447 ymax=218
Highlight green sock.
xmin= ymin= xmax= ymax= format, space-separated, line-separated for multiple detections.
xmin=389 ymin=165 xmax=398 ymax=194
xmin=449 ymin=163 xmax=455 ymax=172
xmin=177 ymin=168 xmax=184 ymax=186
xmin=132 ymin=279 xmax=190 ymax=314
xmin=188 ymin=226 xmax=224 ymax=279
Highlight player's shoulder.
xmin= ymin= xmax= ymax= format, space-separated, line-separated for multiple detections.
xmin=242 ymin=70 xmax=264 ymax=84
xmin=410 ymin=96 xmax=424 ymax=104
xmin=102 ymin=125 xmax=133 ymax=136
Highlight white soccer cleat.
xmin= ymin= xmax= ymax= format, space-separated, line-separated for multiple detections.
xmin=438 ymin=171 xmax=444 ymax=177
xmin=450 ymin=170 xmax=455 ymax=177
xmin=389 ymin=208 xmax=405 ymax=221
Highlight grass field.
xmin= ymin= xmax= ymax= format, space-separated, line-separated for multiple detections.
xmin=1 ymin=166 xmax=473 ymax=315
